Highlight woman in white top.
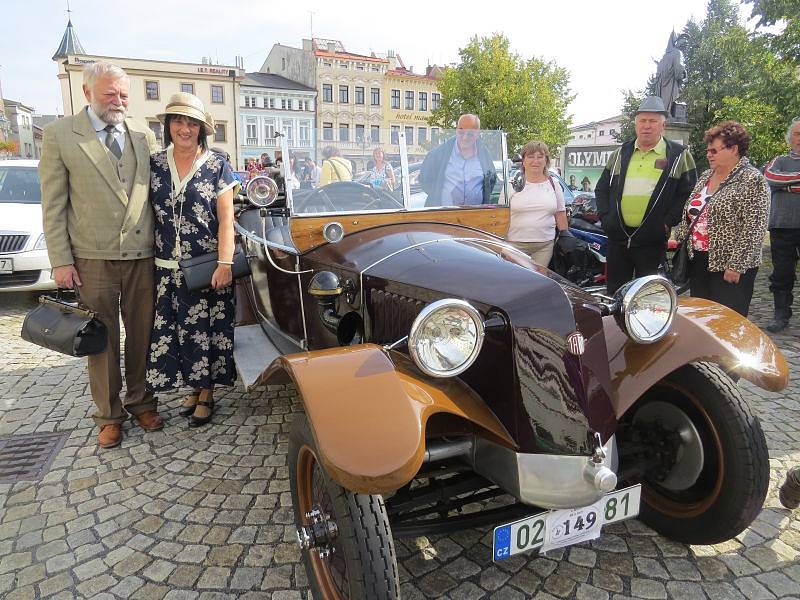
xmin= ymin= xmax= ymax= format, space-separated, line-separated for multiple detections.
xmin=506 ymin=140 xmax=569 ymax=267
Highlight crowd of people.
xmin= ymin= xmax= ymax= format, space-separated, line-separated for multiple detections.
xmin=36 ymin=59 xmax=800 ymax=452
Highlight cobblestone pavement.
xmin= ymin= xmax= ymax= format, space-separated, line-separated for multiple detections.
xmin=0 ymin=263 xmax=798 ymax=600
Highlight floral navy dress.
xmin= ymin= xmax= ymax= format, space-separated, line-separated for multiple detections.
xmin=146 ymin=147 xmax=239 ymax=392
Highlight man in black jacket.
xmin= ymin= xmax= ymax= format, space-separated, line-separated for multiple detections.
xmin=596 ymin=97 xmax=697 ymax=294
xmin=420 ymin=114 xmax=497 ymax=206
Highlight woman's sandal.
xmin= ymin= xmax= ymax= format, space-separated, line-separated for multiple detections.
xmin=189 ymin=390 xmax=214 ymax=428
xmin=179 ymin=392 xmax=200 ymax=417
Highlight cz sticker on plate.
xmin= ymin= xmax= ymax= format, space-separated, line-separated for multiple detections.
xmin=492 ymin=484 xmax=641 ymax=561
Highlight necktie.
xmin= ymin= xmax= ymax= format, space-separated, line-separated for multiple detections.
xmin=104 ymin=125 xmax=122 ymax=159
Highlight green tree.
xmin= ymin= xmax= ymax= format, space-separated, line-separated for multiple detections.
xmin=429 ymin=33 xmax=574 ymax=152
xmin=744 ymin=0 xmax=800 ymax=62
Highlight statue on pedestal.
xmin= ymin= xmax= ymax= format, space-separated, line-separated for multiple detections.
xmin=654 ymin=32 xmax=689 ymax=121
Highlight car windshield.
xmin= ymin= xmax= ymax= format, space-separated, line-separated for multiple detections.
xmin=282 ymin=127 xmax=508 ymax=216
xmin=0 ymin=166 xmax=41 ymax=204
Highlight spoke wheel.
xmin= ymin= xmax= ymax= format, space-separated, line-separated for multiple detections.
xmin=289 ymin=413 xmax=400 ymax=600
xmin=621 ymin=362 xmax=769 ymax=544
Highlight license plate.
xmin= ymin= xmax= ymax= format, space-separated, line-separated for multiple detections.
xmin=492 ymin=484 xmax=641 ymax=561
xmin=0 ymin=258 xmax=11 ymax=274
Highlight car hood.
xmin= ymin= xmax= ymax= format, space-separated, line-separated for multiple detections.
xmin=307 ymin=223 xmax=615 ymax=453
xmin=1 ymin=203 xmax=43 ymax=234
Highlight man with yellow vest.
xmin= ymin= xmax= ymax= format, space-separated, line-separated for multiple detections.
xmin=596 ymin=96 xmax=697 ymax=294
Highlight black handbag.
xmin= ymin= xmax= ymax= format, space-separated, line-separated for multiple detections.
xmin=668 ymin=195 xmax=712 ymax=287
xmin=20 ymin=289 xmax=108 ymax=357
xmin=179 ymin=243 xmax=251 ymax=292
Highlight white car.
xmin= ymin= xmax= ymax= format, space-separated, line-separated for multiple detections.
xmin=0 ymin=159 xmax=56 ymax=292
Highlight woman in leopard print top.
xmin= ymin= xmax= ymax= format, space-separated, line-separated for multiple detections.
xmin=674 ymin=121 xmax=770 ymax=316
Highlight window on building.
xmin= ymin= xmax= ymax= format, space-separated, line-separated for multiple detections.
xmin=610 ymin=128 xmax=617 ymax=136
xmin=180 ymin=83 xmax=194 ymax=95
xmin=371 ymin=125 xmax=380 ymax=143
xmin=371 ymin=65 xmax=380 ymax=72
xmin=323 ymin=122 xmax=333 ymax=141
xmin=431 ymin=93 xmax=440 ymax=111
xmin=418 ymin=127 xmax=427 ymax=144
xmin=214 ymin=123 xmax=226 ymax=142
xmin=299 ymin=121 xmax=311 ymax=145
xmin=323 ymin=84 xmax=333 ymax=103
xmin=431 ymin=127 xmax=439 ymax=143
xmin=323 ymin=61 xmax=332 ymax=68
xmin=371 ymin=88 xmax=380 ymax=106
xmin=339 ymin=123 xmax=350 ymax=142
xmin=355 ymin=87 xmax=365 ymax=105
xmin=148 ymin=121 xmax=163 ymax=142
xmin=282 ymin=122 xmax=293 ymax=143
xmin=391 ymin=89 xmax=400 ymax=110
xmin=356 ymin=63 xmax=365 ymax=71
xmin=404 ymin=91 xmax=414 ymax=110
xmin=339 ymin=61 xmax=349 ymax=69
xmin=145 ymin=80 xmax=159 ymax=100
xmin=391 ymin=125 xmax=400 ymax=144
xmin=418 ymin=92 xmax=427 ymax=111
xmin=281 ymin=57 xmax=286 ymax=70
xmin=246 ymin=118 xmax=258 ymax=145
xmin=599 ymin=130 xmax=605 ymax=136
xmin=211 ymin=85 xmax=224 ymax=104
xmin=281 ymin=98 xmax=287 ymax=110
xmin=355 ymin=124 xmax=365 ymax=142
xmin=339 ymin=85 xmax=349 ymax=104
xmin=405 ymin=126 xmax=414 ymax=145
xmin=264 ymin=119 xmax=275 ymax=141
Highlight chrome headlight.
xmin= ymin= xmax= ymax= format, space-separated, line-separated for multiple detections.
xmin=246 ymin=175 xmax=279 ymax=208
xmin=615 ymin=275 xmax=677 ymax=344
xmin=409 ymin=299 xmax=485 ymax=378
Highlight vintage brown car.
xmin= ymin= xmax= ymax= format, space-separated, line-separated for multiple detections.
xmin=232 ymin=131 xmax=788 ymax=600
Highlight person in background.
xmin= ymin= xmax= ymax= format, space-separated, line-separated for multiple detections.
xmin=673 ymin=121 xmax=770 ymax=317
xmin=419 ymin=113 xmax=496 ymax=206
xmin=39 ymin=61 xmax=162 ymax=449
xmin=595 ymin=96 xmax=697 ymax=294
xmin=260 ymin=152 xmax=273 ymax=169
xmin=319 ymin=146 xmax=352 ymax=186
xmin=147 ymin=93 xmax=240 ymax=427
xmin=366 ymin=147 xmax=396 ymax=191
xmin=211 ymin=147 xmax=243 ymax=187
xmin=303 ymin=157 xmax=321 ymax=189
xmin=763 ymin=117 xmax=800 ymax=332
xmin=506 ymin=140 xmax=569 ymax=267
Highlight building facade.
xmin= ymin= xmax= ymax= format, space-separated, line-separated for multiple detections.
xmin=384 ymin=63 xmax=441 ymax=162
xmin=239 ymin=73 xmax=316 ymax=167
xmin=560 ymin=115 xmax=623 ymax=192
xmin=262 ymin=38 xmax=441 ymax=172
xmin=4 ymin=100 xmax=36 ymax=158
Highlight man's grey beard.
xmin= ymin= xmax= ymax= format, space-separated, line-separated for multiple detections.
xmin=92 ymin=101 xmax=126 ymax=125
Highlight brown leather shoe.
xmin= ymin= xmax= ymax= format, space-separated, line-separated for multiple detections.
xmin=98 ymin=424 xmax=123 ymax=448
xmin=134 ymin=410 xmax=164 ymax=432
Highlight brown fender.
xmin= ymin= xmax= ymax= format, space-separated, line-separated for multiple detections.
xmin=604 ymin=296 xmax=789 ymax=418
xmin=257 ymin=344 xmax=515 ymax=494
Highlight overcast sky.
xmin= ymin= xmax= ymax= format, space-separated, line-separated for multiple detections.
xmin=1 ymin=0 xmax=739 ymax=125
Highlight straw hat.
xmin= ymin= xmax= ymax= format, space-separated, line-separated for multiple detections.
xmin=157 ymin=92 xmax=214 ymax=135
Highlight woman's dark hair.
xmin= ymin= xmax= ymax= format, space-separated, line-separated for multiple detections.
xmin=704 ymin=120 xmax=750 ymax=157
xmin=163 ymin=114 xmax=208 ymax=151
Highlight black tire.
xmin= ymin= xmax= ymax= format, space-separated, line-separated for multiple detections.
xmin=625 ymin=362 xmax=769 ymax=545
xmin=289 ymin=413 xmax=399 ymax=600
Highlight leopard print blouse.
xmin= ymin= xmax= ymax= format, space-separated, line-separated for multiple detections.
xmin=674 ymin=158 xmax=770 ymax=273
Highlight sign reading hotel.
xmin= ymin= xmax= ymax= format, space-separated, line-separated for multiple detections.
xmin=392 ymin=112 xmax=429 ymax=122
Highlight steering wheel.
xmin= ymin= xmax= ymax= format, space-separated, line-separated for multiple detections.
xmin=292 ymin=182 xmax=403 ymax=213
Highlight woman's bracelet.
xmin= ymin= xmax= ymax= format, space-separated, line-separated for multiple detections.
xmin=217 ymin=260 xmax=234 ymax=265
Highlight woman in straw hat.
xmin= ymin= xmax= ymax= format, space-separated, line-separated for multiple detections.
xmin=146 ymin=92 xmax=240 ymax=427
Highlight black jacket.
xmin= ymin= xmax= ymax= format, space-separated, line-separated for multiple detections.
xmin=420 ymin=137 xmax=497 ymax=206
xmin=595 ymin=138 xmax=697 ymax=247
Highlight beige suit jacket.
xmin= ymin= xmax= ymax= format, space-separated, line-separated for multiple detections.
xmin=39 ymin=108 xmax=159 ymax=267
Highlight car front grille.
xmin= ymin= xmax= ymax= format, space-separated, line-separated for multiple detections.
xmin=0 ymin=270 xmax=41 ymax=288
xmin=0 ymin=235 xmax=29 ymax=253
xmin=369 ymin=289 xmax=425 ymax=345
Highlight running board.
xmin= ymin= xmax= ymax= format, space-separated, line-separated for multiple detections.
xmin=234 ymin=324 xmax=282 ymax=391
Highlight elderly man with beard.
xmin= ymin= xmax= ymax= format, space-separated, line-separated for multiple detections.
xmin=39 ymin=61 xmax=162 ymax=449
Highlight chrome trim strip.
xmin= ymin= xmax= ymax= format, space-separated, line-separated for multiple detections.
xmin=399 ymin=130 xmax=411 ymax=210
xmin=297 ymin=255 xmax=309 ymax=350
xmin=471 ymin=436 xmax=619 ymax=509
xmin=235 ymin=221 xmax=297 ymax=254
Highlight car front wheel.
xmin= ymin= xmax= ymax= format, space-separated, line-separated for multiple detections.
xmin=620 ymin=362 xmax=769 ymax=545
xmin=289 ymin=413 xmax=400 ymax=600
